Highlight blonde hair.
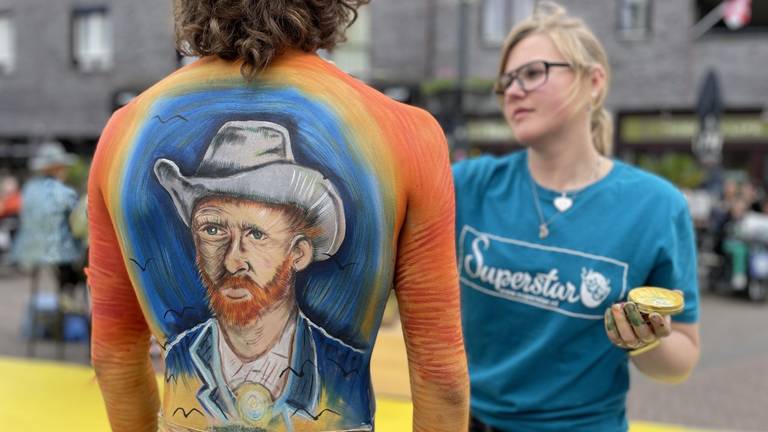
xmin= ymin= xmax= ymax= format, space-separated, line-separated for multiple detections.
xmin=495 ymin=1 xmax=613 ymax=156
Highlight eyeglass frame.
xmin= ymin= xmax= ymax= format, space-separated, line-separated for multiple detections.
xmin=494 ymin=60 xmax=572 ymax=95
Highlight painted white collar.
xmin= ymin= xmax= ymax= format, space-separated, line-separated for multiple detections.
xmin=218 ymin=317 xmax=297 ymax=399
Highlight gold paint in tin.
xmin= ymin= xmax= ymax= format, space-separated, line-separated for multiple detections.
xmin=626 ymin=287 xmax=684 ymax=356
xmin=628 ymin=287 xmax=684 ymax=315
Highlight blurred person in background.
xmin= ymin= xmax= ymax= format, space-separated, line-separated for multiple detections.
xmin=732 ymin=180 xmax=762 ymax=213
xmin=453 ymin=3 xmax=700 ymax=431
xmin=12 ymin=142 xmax=84 ymax=295
xmin=0 ymin=173 xmax=22 ymax=265
xmin=719 ymin=181 xmax=768 ymax=294
xmin=711 ymin=178 xmax=740 ymax=256
xmin=87 ymin=0 xmax=468 ymax=431
xmin=759 ymin=195 xmax=768 ymax=214
xmin=710 ymin=180 xmax=764 ymax=290
xmin=0 ymin=173 xmax=21 ymax=219
xmin=722 ymin=197 xmax=750 ymax=289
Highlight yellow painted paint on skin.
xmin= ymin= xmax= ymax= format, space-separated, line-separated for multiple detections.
xmin=0 ymin=357 xmax=706 ymax=432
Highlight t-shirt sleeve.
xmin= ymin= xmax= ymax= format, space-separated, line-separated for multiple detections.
xmin=451 ymin=160 xmax=466 ymax=186
xmin=451 ymin=158 xmax=488 ymax=239
xmin=451 ymin=161 xmax=467 ymax=237
xmin=646 ymin=198 xmax=700 ymax=323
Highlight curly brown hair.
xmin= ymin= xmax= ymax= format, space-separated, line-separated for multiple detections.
xmin=174 ymin=0 xmax=370 ymax=80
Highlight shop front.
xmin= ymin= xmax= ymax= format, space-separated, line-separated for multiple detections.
xmin=616 ymin=109 xmax=768 ymax=186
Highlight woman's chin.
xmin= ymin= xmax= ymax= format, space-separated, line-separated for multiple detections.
xmin=507 ymin=119 xmax=540 ymax=143
xmin=512 ymin=130 xmax=541 ymax=146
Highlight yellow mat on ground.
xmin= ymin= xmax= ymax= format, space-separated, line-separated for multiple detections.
xmin=0 ymin=357 xmax=703 ymax=431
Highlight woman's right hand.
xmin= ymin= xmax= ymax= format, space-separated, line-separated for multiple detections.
xmin=603 ymin=302 xmax=672 ymax=351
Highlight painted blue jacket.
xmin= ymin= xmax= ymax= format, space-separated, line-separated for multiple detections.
xmin=164 ymin=312 xmax=373 ymax=431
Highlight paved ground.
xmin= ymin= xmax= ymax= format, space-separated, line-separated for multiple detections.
xmin=0 ymin=268 xmax=90 ymax=363
xmin=0 ymin=268 xmax=766 ymax=431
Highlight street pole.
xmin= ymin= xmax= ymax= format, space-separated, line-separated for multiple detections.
xmin=690 ymin=2 xmax=726 ymax=39
xmin=424 ymin=0 xmax=437 ymax=78
xmin=454 ymin=0 xmax=471 ymax=156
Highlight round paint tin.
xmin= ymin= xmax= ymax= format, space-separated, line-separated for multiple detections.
xmin=628 ymin=286 xmax=684 ymax=315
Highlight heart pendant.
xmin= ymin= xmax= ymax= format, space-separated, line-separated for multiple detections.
xmin=553 ymin=195 xmax=573 ymax=212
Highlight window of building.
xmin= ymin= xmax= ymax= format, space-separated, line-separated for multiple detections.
xmin=329 ymin=7 xmax=370 ymax=80
xmin=481 ymin=0 xmax=509 ymax=45
xmin=696 ymin=0 xmax=768 ymax=33
xmin=0 ymin=12 xmax=15 ymax=74
xmin=617 ymin=0 xmax=652 ymax=40
xmin=72 ymin=7 xmax=113 ymax=72
xmin=480 ymin=0 xmax=535 ymax=46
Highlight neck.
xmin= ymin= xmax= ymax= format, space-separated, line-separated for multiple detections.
xmin=220 ymin=295 xmax=297 ymax=361
xmin=526 ymin=117 xmax=608 ymax=191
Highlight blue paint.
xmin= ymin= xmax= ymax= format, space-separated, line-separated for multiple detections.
xmin=119 ymin=86 xmax=385 ymax=350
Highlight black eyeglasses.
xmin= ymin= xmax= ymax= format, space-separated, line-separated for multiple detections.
xmin=494 ymin=60 xmax=571 ymax=95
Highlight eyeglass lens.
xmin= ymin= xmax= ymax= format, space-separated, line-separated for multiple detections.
xmin=499 ymin=61 xmax=550 ymax=93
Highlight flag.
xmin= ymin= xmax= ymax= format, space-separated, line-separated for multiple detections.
xmin=723 ymin=0 xmax=752 ymax=30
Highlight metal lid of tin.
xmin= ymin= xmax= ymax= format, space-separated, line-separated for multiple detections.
xmin=628 ymin=287 xmax=684 ymax=315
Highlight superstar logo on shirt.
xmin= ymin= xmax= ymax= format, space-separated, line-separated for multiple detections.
xmin=580 ymin=268 xmax=611 ymax=308
xmin=458 ymin=225 xmax=628 ymax=319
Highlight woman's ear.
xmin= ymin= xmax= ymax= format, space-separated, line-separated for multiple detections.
xmin=589 ymin=64 xmax=607 ymax=100
xmin=290 ymin=236 xmax=313 ymax=271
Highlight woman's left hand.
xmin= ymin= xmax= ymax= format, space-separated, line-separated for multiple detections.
xmin=603 ymin=301 xmax=672 ymax=350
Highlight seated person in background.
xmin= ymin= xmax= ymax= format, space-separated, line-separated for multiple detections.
xmin=723 ymin=199 xmax=750 ymax=289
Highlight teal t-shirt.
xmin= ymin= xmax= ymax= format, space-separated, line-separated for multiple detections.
xmin=453 ymin=151 xmax=699 ymax=432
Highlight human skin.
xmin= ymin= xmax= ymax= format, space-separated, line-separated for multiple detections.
xmin=89 ymin=52 xmax=469 ymax=432
xmin=606 ymin=296 xmax=700 ymax=383
xmin=502 ymin=38 xmax=587 ymax=152
xmin=501 ymin=33 xmax=611 ymax=190
xmin=192 ymin=197 xmax=312 ymax=361
xmin=192 ymin=197 xmax=312 ymax=290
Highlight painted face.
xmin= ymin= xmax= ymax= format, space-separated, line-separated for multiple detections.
xmin=501 ymin=33 xmax=583 ymax=145
xmin=192 ymin=198 xmax=303 ymax=326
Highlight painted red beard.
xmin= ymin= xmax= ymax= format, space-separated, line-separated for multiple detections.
xmin=199 ymin=257 xmax=295 ymax=328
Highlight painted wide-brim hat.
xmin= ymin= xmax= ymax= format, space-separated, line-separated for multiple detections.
xmin=154 ymin=120 xmax=346 ymax=261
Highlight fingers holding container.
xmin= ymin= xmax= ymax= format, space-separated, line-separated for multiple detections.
xmin=647 ymin=312 xmax=672 ymax=338
xmin=604 ymin=302 xmax=652 ymax=349
xmin=604 ymin=287 xmax=685 ymax=356
xmin=604 ymin=306 xmax=627 ymax=348
xmin=623 ymin=302 xmax=657 ymax=343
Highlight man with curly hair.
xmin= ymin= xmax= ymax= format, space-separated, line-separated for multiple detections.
xmin=88 ymin=1 xmax=469 ymax=431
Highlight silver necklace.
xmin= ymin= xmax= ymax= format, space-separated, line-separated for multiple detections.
xmin=530 ymin=157 xmax=602 ymax=239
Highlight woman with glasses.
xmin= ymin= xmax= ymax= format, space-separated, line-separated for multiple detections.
xmin=453 ymin=2 xmax=700 ymax=431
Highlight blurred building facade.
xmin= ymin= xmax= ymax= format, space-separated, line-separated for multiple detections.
xmin=0 ymin=0 xmax=177 ymax=168
xmin=367 ymin=0 xmax=768 ymax=184
xmin=0 ymin=0 xmax=369 ymax=169
xmin=1 ymin=1 xmax=767 ymax=182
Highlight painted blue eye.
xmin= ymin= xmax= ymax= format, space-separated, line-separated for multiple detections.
xmin=198 ymin=224 xmax=224 ymax=237
xmin=247 ymin=229 xmax=264 ymax=240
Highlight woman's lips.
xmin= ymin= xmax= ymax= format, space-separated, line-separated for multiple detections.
xmin=512 ymin=108 xmax=533 ymax=121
